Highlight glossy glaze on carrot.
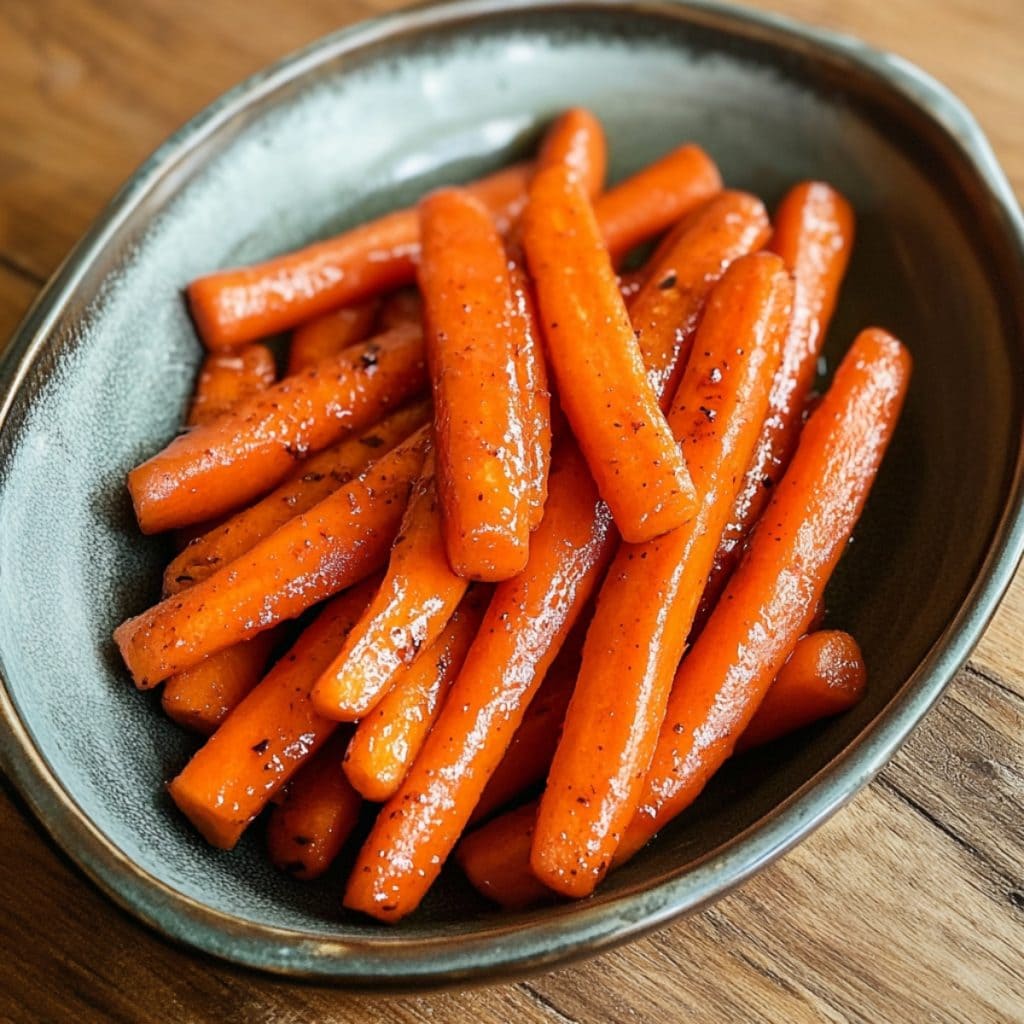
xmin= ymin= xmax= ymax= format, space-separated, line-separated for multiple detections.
xmin=287 ymin=300 xmax=380 ymax=374
xmin=186 ymin=344 xmax=277 ymax=427
xmin=536 ymin=107 xmax=607 ymax=198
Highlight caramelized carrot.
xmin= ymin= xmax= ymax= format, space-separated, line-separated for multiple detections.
xmin=616 ymin=328 xmax=910 ymax=862
xmin=266 ymin=730 xmax=362 ymax=880
xmin=618 ymin=269 xmax=645 ymax=303
xmin=343 ymin=441 xmax=617 ymax=922
xmin=418 ymin=188 xmax=530 ymax=579
xmin=287 ymin=300 xmax=379 ymax=374
xmin=115 ymin=427 xmax=429 ymax=687
xmin=736 ymin=630 xmax=866 ymax=751
xmin=129 ymin=324 xmax=427 ymax=533
xmin=523 ymin=166 xmax=695 ymax=543
xmin=187 ymin=163 xmax=531 ymax=349
xmin=186 ymin=344 xmax=276 ymax=427
xmin=342 ymin=590 xmax=488 ymax=802
xmin=313 ymin=450 xmax=470 ymax=720
xmin=376 ymin=289 xmax=422 ymax=331
xmin=167 ymin=579 xmax=377 ymax=850
xmin=532 ymin=253 xmax=791 ymax=897
xmin=536 ymin=107 xmax=607 ymax=198
xmin=163 ymin=400 xmax=429 ymax=595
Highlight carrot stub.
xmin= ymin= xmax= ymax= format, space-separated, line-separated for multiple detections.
xmin=287 ymin=300 xmax=379 ymax=374
xmin=536 ymin=107 xmax=607 ymax=198
xmin=186 ymin=344 xmax=276 ymax=427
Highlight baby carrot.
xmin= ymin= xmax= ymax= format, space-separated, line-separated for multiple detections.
xmin=376 ymin=289 xmax=422 ymax=331
xmin=343 ymin=441 xmax=617 ymax=922
xmin=186 ymin=344 xmax=276 ymax=427
xmin=115 ymin=427 xmax=429 ymax=687
xmin=266 ymin=730 xmax=363 ymax=880
xmin=187 ymin=163 xmax=531 ymax=349
xmin=287 ymin=300 xmax=379 ymax=374
xmin=418 ymin=188 xmax=530 ymax=580
xmin=167 ymin=578 xmax=377 ymax=850
xmin=523 ymin=166 xmax=695 ymax=543
xmin=129 ymin=324 xmax=427 ymax=533
xmin=536 ymin=107 xmax=607 ymax=198
xmin=532 ymin=253 xmax=791 ymax=897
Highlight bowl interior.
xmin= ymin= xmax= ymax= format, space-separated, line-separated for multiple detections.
xmin=0 ymin=1 xmax=1021 ymax=970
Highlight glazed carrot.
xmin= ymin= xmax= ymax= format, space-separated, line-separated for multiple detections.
xmin=167 ymin=579 xmax=376 ymax=850
xmin=523 ymin=166 xmax=695 ymax=543
xmin=376 ymin=289 xmax=422 ymax=331
xmin=618 ymin=269 xmax=645 ymax=303
xmin=186 ymin=344 xmax=276 ymax=427
xmin=161 ymin=628 xmax=280 ymax=735
xmin=701 ymin=183 xmax=855 ymax=617
xmin=536 ymin=107 xmax=607 ymax=198
xmin=532 ymin=253 xmax=792 ymax=897
xmin=736 ymin=630 xmax=866 ymax=751
xmin=342 ymin=589 xmax=489 ymax=802
xmin=313 ymin=450 xmax=470 ymax=721
xmin=266 ymin=730 xmax=363 ymax=880
xmin=616 ymin=328 xmax=910 ymax=863
xmin=115 ymin=427 xmax=429 ymax=687
xmin=343 ymin=441 xmax=617 ymax=922
xmin=187 ymin=163 xmax=531 ymax=349
xmin=129 ymin=324 xmax=427 ymax=533
xmin=163 ymin=400 xmax=429 ymax=594
xmin=287 ymin=300 xmax=379 ymax=374
xmin=418 ymin=188 xmax=530 ymax=579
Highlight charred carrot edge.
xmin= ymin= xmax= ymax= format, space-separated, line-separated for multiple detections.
xmin=699 ymin=183 xmax=855 ymax=622
xmin=115 ymin=427 xmax=429 ymax=688
xmin=343 ymin=588 xmax=489 ymax=802
xmin=186 ymin=344 xmax=277 ymax=427
xmin=736 ymin=630 xmax=866 ymax=751
xmin=312 ymin=449 xmax=470 ymax=721
xmin=129 ymin=324 xmax=427 ymax=533
xmin=166 ymin=578 xmax=378 ymax=850
xmin=376 ymin=288 xmax=422 ymax=331
xmin=343 ymin=441 xmax=617 ymax=922
xmin=418 ymin=188 xmax=530 ymax=580
xmin=523 ymin=166 xmax=695 ymax=544
xmin=616 ymin=328 xmax=910 ymax=863
xmin=162 ymin=400 xmax=430 ymax=595
xmin=266 ymin=730 xmax=363 ymax=880
xmin=536 ymin=107 xmax=607 ymax=199
xmin=532 ymin=253 xmax=792 ymax=897
xmin=287 ymin=300 xmax=380 ymax=375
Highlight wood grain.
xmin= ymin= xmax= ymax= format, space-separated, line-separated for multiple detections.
xmin=0 ymin=1 xmax=1021 ymax=1021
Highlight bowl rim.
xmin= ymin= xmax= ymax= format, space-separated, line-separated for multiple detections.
xmin=1 ymin=0 xmax=1022 ymax=988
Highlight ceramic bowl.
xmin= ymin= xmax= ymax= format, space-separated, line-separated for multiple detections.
xmin=1 ymin=0 xmax=1022 ymax=987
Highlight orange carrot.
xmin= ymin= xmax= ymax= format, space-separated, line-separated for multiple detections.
xmin=616 ymin=328 xmax=910 ymax=863
xmin=536 ymin=107 xmax=607 ymax=198
xmin=186 ymin=344 xmax=276 ymax=427
xmin=129 ymin=324 xmax=427 ymax=533
xmin=342 ymin=589 xmax=489 ymax=802
xmin=418 ymin=188 xmax=530 ymax=579
xmin=532 ymin=253 xmax=791 ymax=897
xmin=115 ymin=427 xmax=429 ymax=688
xmin=736 ymin=630 xmax=866 ymax=751
xmin=167 ymin=578 xmax=377 ymax=850
xmin=312 ymin=449 xmax=470 ymax=720
xmin=618 ymin=269 xmax=645 ymax=303
xmin=287 ymin=300 xmax=379 ymax=374
xmin=187 ymin=163 xmax=531 ymax=349
xmin=376 ymin=289 xmax=422 ymax=331
xmin=343 ymin=441 xmax=617 ymax=922
xmin=162 ymin=400 xmax=429 ymax=595
xmin=266 ymin=730 xmax=363 ymax=880
xmin=523 ymin=166 xmax=695 ymax=543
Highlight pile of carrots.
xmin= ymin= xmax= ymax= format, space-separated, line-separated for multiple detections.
xmin=114 ymin=108 xmax=910 ymax=921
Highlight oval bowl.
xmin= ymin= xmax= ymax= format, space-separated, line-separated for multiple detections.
xmin=1 ymin=0 xmax=1022 ymax=988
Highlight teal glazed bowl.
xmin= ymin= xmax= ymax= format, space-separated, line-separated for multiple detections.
xmin=0 ymin=0 xmax=1022 ymax=987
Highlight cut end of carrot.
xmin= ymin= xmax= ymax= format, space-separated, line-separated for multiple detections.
xmin=166 ymin=775 xmax=246 ymax=851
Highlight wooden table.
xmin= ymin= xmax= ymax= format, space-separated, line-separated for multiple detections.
xmin=1 ymin=1 xmax=1021 ymax=1020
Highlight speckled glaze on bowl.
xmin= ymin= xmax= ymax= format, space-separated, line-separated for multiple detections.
xmin=0 ymin=0 xmax=1022 ymax=988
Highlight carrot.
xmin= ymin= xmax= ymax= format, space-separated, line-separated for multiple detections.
xmin=167 ymin=578 xmax=377 ymax=850
xmin=187 ymin=163 xmax=531 ymax=349
xmin=160 ymin=628 xmax=280 ymax=735
xmin=312 ymin=449 xmax=470 ymax=721
xmin=616 ymin=327 xmax=910 ymax=863
xmin=700 ymin=183 xmax=855 ymax=619
xmin=115 ymin=426 xmax=429 ymax=688
xmin=532 ymin=253 xmax=792 ymax=897
xmin=128 ymin=324 xmax=427 ymax=533
xmin=418 ymin=188 xmax=530 ymax=580
xmin=266 ymin=730 xmax=363 ymax=880
xmin=536 ymin=107 xmax=607 ymax=198
xmin=376 ymin=289 xmax=422 ymax=331
xmin=342 ymin=589 xmax=489 ymax=802
xmin=186 ymin=344 xmax=276 ymax=427
xmin=343 ymin=441 xmax=617 ymax=922
xmin=618 ymin=269 xmax=645 ymax=303
xmin=162 ymin=400 xmax=429 ymax=595
xmin=523 ymin=165 xmax=695 ymax=543
xmin=736 ymin=630 xmax=866 ymax=751
xmin=287 ymin=300 xmax=379 ymax=375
